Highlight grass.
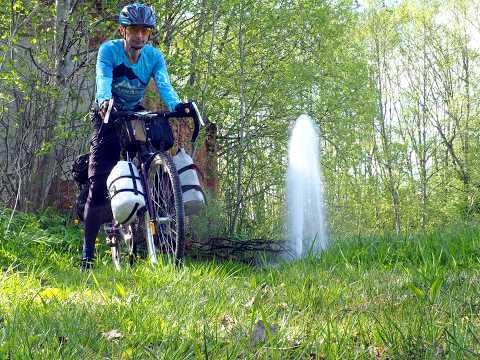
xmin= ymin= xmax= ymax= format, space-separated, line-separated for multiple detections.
xmin=0 ymin=207 xmax=480 ymax=359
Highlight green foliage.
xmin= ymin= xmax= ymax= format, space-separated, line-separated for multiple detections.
xmin=1 ymin=209 xmax=480 ymax=357
xmin=1 ymin=0 xmax=480 ymax=237
xmin=0 ymin=207 xmax=79 ymax=269
xmin=190 ymin=192 xmax=228 ymax=242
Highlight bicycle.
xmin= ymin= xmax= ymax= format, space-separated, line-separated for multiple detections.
xmin=104 ymin=101 xmax=204 ymax=270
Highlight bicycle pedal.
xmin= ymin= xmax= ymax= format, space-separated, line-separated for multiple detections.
xmin=104 ymin=224 xmax=121 ymax=236
xmin=106 ymin=236 xmax=117 ymax=247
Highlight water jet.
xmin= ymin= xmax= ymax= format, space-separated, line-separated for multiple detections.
xmin=284 ymin=114 xmax=328 ymax=259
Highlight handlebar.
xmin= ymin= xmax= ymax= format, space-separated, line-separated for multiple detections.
xmin=109 ymin=101 xmax=204 ymax=144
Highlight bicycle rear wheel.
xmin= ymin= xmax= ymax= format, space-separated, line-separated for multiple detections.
xmin=146 ymin=152 xmax=185 ymax=265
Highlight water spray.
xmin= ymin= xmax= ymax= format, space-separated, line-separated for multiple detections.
xmin=284 ymin=115 xmax=328 ymax=259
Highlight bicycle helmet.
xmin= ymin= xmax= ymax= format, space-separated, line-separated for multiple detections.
xmin=119 ymin=3 xmax=156 ymax=28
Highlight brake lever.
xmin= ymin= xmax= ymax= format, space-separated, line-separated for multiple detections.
xmin=189 ymin=101 xmax=204 ymax=160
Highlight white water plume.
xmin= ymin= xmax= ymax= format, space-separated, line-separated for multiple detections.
xmin=284 ymin=114 xmax=328 ymax=259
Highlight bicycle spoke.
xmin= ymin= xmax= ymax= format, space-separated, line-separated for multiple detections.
xmin=146 ymin=153 xmax=185 ymax=264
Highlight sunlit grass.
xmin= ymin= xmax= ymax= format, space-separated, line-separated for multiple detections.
xmin=0 ymin=208 xmax=479 ymax=358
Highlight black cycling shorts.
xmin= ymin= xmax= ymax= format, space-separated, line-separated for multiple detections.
xmin=87 ymin=110 xmax=121 ymax=179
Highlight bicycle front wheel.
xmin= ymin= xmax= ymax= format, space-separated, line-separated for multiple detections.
xmin=146 ymin=152 xmax=185 ymax=265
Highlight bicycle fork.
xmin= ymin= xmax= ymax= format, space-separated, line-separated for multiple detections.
xmin=140 ymin=162 xmax=159 ymax=266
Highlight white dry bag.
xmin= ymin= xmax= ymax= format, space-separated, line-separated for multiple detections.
xmin=173 ymin=148 xmax=206 ymax=216
xmin=106 ymin=161 xmax=146 ymax=224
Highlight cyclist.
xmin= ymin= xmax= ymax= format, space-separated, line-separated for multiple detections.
xmin=81 ymin=2 xmax=187 ymax=270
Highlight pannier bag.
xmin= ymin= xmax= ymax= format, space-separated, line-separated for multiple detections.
xmin=172 ymin=148 xmax=206 ymax=216
xmin=72 ymin=153 xmax=90 ymax=185
xmin=106 ymin=161 xmax=146 ymax=225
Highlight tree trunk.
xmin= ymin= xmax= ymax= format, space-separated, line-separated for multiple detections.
xmin=29 ymin=0 xmax=72 ymax=210
xmin=372 ymin=28 xmax=401 ymax=234
xmin=229 ymin=4 xmax=246 ymax=235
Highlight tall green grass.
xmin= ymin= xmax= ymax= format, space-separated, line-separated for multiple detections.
xmin=0 ymin=208 xmax=479 ymax=358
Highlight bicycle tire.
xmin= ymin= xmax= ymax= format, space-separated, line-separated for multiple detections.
xmin=146 ymin=152 xmax=185 ymax=265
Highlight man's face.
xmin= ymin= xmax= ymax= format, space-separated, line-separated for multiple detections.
xmin=122 ymin=25 xmax=152 ymax=50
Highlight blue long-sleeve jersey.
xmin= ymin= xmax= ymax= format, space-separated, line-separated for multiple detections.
xmin=95 ymin=39 xmax=180 ymax=111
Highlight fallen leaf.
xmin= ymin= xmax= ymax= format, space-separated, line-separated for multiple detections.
xmin=101 ymin=329 xmax=123 ymax=341
xmin=219 ymin=314 xmax=236 ymax=332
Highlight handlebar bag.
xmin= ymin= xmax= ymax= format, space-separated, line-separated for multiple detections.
xmin=172 ymin=148 xmax=206 ymax=216
xmin=107 ymin=161 xmax=146 ymax=224
xmin=147 ymin=116 xmax=174 ymax=152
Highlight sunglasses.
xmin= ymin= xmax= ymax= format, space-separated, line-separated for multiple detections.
xmin=126 ymin=26 xmax=153 ymax=36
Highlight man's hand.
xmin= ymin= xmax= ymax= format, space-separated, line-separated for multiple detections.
xmin=99 ymin=100 xmax=110 ymax=119
xmin=175 ymin=102 xmax=190 ymax=115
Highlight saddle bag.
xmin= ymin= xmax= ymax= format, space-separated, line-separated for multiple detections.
xmin=72 ymin=153 xmax=90 ymax=185
xmin=106 ymin=161 xmax=146 ymax=225
xmin=172 ymin=148 xmax=206 ymax=216
xmin=71 ymin=153 xmax=90 ymax=222
xmin=74 ymin=184 xmax=89 ymax=222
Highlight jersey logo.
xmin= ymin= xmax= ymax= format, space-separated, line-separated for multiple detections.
xmin=112 ymin=64 xmax=147 ymax=86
